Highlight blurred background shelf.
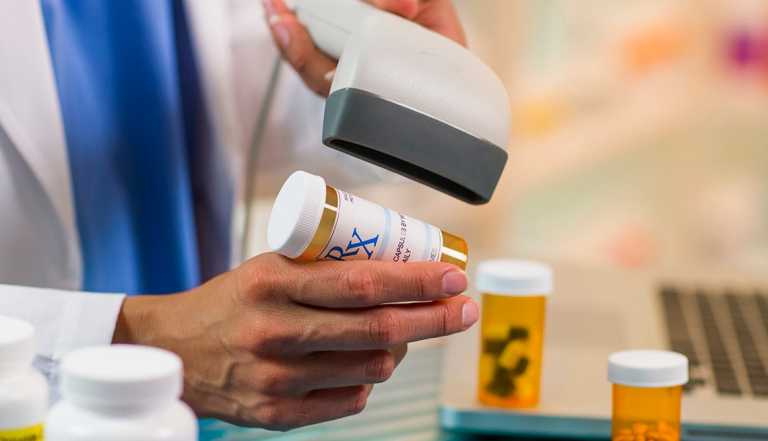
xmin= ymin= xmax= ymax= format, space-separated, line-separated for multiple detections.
xmin=241 ymin=0 xmax=768 ymax=274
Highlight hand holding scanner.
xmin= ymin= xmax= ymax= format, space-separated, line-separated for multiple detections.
xmin=287 ymin=0 xmax=511 ymax=204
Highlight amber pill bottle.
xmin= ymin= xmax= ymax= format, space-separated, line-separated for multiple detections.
xmin=476 ymin=260 xmax=553 ymax=409
xmin=608 ymin=350 xmax=689 ymax=441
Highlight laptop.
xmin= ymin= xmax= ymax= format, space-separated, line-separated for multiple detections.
xmin=440 ymin=264 xmax=768 ymax=440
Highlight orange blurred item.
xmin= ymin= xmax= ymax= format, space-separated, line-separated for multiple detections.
xmin=513 ymin=97 xmax=567 ymax=138
xmin=608 ymin=351 xmax=689 ymax=441
xmin=607 ymin=225 xmax=657 ymax=269
xmin=478 ymin=294 xmax=547 ymax=408
xmin=612 ymin=385 xmax=683 ymax=441
xmin=475 ymin=260 xmax=552 ymax=409
xmin=622 ymin=23 xmax=689 ymax=74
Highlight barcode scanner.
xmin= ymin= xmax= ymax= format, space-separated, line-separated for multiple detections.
xmin=287 ymin=0 xmax=511 ymax=204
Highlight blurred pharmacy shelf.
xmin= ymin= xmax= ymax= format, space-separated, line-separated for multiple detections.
xmin=242 ymin=0 xmax=768 ymax=272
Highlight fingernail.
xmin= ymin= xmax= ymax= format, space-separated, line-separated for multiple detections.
xmin=262 ymin=0 xmax=276 ymax=16
xmin=269 ymin=16 xmax=291 ymax=50
xmin=324 ymin=69 xmax=337 ymax=82
xmin=442 ymin=270 xmax=467 ymax=295
xmin=462 ymin=301 xmax=479 ymax=328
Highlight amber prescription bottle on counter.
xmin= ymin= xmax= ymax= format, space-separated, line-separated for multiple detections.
xmin=267 ymin=171 xmax=468 ymax=269
xmin=608 ymin=350 xmax=689 ymax=441
xmin=476 ymin=260 xmax=552 ymax=409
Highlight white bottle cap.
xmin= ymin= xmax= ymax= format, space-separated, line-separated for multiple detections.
xmin=0 ymin=315 xmax=36 ymax=369
xmin=61 ymin=345 xmax=183 ymax=408
xmin=608 ymin=350 xmax=689 ymax=388
xmin=475 ymin=259 xmax=553 ymax=296
xmin=268 ymin=171 xmax=328 ymax=258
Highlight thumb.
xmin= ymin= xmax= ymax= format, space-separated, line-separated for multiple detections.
xmin=365 ymin=0 xmax=420 ymax=20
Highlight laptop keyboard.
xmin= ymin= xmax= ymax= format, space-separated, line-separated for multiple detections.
xmin=659 ymin=286 xmax=768 ymax=398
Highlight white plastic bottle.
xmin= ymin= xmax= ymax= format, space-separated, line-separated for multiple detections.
xmin=268 ymin=171 xmax=469 ymax=268
xmin=46 ymin=345 xmax=198 ymax=441
xmin=0 ymin=315 xmax=48 ymax=440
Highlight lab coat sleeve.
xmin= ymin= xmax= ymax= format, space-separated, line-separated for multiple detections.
xmin=0 ymin=284 xmax=125 ymax=360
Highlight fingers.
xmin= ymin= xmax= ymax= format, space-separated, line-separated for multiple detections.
xmin=234 ymin=256 xmax=473 ymax=355
xmin=372 ymin=0 xmax=467 ymax=46
xmin=235 ymin=350 xmax=398 ymax=395
xmin=391 ymin=343 xmax=408 ymax=366
xmin=364 ymin=0 xmax=420 ymax=19
xmin=288 ymin=260 xmax=469 ymax=308
xmin=261 ymin=0 xmax=466 ymax=99
xmin=419 ymin=0 xmax=467 ymax=46
xmin=237 ymin=296 xmax=476 ymax=354
xmin=293 ymin=385 xmax=373 ymax=428
xmin=263 ymin=0 xmax=337 ymax=96
xmin=304 ymin=296 xmax=478 ymax=351
xmin=253 ymin=385 xmax=372 ymax=431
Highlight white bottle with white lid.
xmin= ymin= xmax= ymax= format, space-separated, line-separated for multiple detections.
xmin=267 ymin=171 xmax=469 ymax=268
xmin=0 ymin=316 xmax=48 ymax=440
xmin=46 ymin=345 xmax=197 ymax=441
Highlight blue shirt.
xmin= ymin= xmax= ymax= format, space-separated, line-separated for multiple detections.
xmin=41 ymin=0 xmax=233 ymax=294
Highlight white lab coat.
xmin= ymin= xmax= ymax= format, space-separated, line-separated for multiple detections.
xmin=0 ymin=1 xmax=323 ymax=363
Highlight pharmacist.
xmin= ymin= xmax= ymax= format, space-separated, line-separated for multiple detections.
xmin=0 ymin=0 xmax=477 ymax=430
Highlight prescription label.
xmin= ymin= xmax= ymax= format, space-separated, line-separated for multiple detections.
xmin=0 ymin=425 xmax=44 ymax=441
xmin=320 ymin=189 xmax=442 ymax=263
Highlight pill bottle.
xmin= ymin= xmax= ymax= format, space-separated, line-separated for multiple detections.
xmin=0 ymin=316 xmax=47 ymax=440
xmin=475 ymin=260 xmax=552 ymax=408
xmin=268 ymin=170 xmax=468 ymax=269
xmin=46 ymin=345 xmax=197 ymax=441
xmin=608 ymin=350 xmax=688 ymax=441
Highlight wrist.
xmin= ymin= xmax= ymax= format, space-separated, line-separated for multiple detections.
xmin=112 ymin=295 xmax=174 ymax=345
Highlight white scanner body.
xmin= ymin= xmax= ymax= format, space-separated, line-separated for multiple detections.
xmin=289 ymin=0 xmax=511 ymax=204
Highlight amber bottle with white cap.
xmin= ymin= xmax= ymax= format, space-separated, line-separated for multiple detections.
xmin=608 ymin=350 xmax=689 ymax=441
xmin=475 ymin=260 xmax=553 ymax=408
xmin=46 ymin=345 xmax=197 ymax=441
xmin=268 ymin=171 xmax=468 ymax=269
xmin=0 ymin=316 xmax=47 ymax=441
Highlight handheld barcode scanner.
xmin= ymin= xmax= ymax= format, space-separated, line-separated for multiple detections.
xmin=287 ymin=0 xmax=511 ymax=204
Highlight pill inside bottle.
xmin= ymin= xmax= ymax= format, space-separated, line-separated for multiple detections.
xmin=608 ymin=350 xmax=689 ymax=441
xmin=267 ymin=171 xmax=468 ymax=269
xmin=476 ymin=260 xmax=552 ymax=409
